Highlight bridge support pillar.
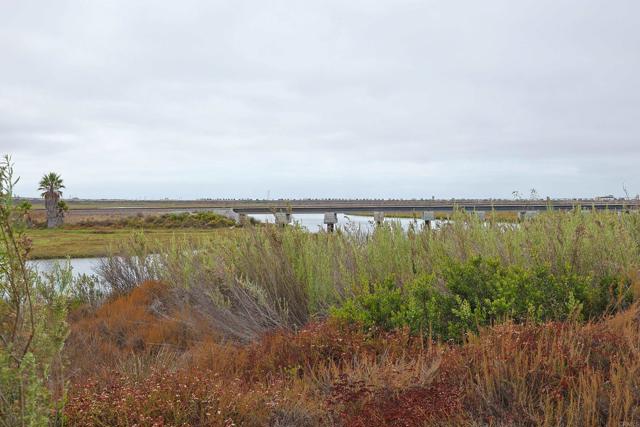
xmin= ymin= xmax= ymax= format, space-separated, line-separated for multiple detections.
xmin=373 ymin=211 xmax=385 ymax=226
xmin=274 ymin=212 xmax=292 ymax=227
xmin=324 ymin=212 xmax=338 ymax=232
xmin=422 ymin=211 xmax=435 ymax=229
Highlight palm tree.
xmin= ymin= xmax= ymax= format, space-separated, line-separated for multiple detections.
xmin=38 ymin=172 xmax=65 ymax=228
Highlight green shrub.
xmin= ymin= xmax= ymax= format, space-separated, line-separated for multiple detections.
xmin=332 ymin=257 xmax=634 ymax=341
xmin=333 ymin=277 xmax=404 ymax=330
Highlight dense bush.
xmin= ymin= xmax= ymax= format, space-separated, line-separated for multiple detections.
xmin=332 ymin=257 xmax=634 ymax=340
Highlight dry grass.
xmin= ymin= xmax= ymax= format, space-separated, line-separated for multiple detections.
xmin=65 ymin=281 xmax=213 ymax=380
xmin=460 ymin=309 xmax=640 ymax=426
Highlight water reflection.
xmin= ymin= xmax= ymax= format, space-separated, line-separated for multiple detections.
xmin=28 ymin=257 xmax=100 ymax=278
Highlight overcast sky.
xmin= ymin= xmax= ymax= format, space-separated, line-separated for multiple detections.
xmin=1 ymin=0 xmax=639 ymax=199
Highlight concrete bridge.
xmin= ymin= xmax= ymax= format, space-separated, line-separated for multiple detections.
xmin=226 ymin=199 xmax=639 ymax=214
xmin=222 ymin=198 xmax=639 ymax=228
xmin=36 ymin=198 xmax=640 ymax=230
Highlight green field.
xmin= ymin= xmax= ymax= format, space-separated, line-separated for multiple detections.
xmin=26 ymin=228 xmax=231 ymax=259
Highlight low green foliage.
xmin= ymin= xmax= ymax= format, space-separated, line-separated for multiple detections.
xmin=332 ymin=257 xmax=634 ymax=341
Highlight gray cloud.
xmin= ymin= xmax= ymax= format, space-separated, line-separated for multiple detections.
xmin=1 ymin=0 xmax=639 ymax=199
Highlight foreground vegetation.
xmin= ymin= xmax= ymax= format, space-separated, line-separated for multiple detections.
xmin=65 ymin=289 xmax=640 ymax=426
xmin=3 ymin=155 xmax=640 ymax=425
xmin=56 ymin=208 xmax=640 ymax=425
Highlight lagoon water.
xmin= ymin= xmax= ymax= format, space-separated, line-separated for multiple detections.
xmin=247 ymin=213 xmax=423 ymax=233
xmin=28 ymin=257 xmax=101 ymax=278
xmin=29 ymin=214 xmax=432 ymax=277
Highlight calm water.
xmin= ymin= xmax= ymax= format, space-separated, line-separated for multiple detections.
xmin=29 ymin=214 xmax=436 ymax=277
xmin=247 ymin=213 xmax=425 ymax=233
xmin=28 ymin=257 xmax=101 ymax=277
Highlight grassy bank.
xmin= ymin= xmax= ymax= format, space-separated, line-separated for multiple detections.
xmin=25 ymin=211 xmax=241 ymax=259
xmin=26 ymin=227 xmax=234 ymax=259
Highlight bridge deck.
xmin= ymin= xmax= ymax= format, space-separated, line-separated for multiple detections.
xmin=33 ymin=199 xmax=639 ymax=216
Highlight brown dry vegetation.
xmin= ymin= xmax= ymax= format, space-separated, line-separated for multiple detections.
xmin=62 ymin=280 xmax=640 ymax=427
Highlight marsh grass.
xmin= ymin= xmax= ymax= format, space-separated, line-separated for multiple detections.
xmin=115 ymin=209 xmax=640 ymax=291
xmin=96 ymin=209 xmax=640 ymax=341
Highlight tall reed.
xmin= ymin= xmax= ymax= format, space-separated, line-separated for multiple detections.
xmin=98 ymin=210 xmax=640 ymax=340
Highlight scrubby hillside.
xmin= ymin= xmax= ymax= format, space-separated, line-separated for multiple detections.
xmin=64 ymin=280 xmax=640 ymax=426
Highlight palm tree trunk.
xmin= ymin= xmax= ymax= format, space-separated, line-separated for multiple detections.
xmin=45 ymin=195 xmax=63 ymax=228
